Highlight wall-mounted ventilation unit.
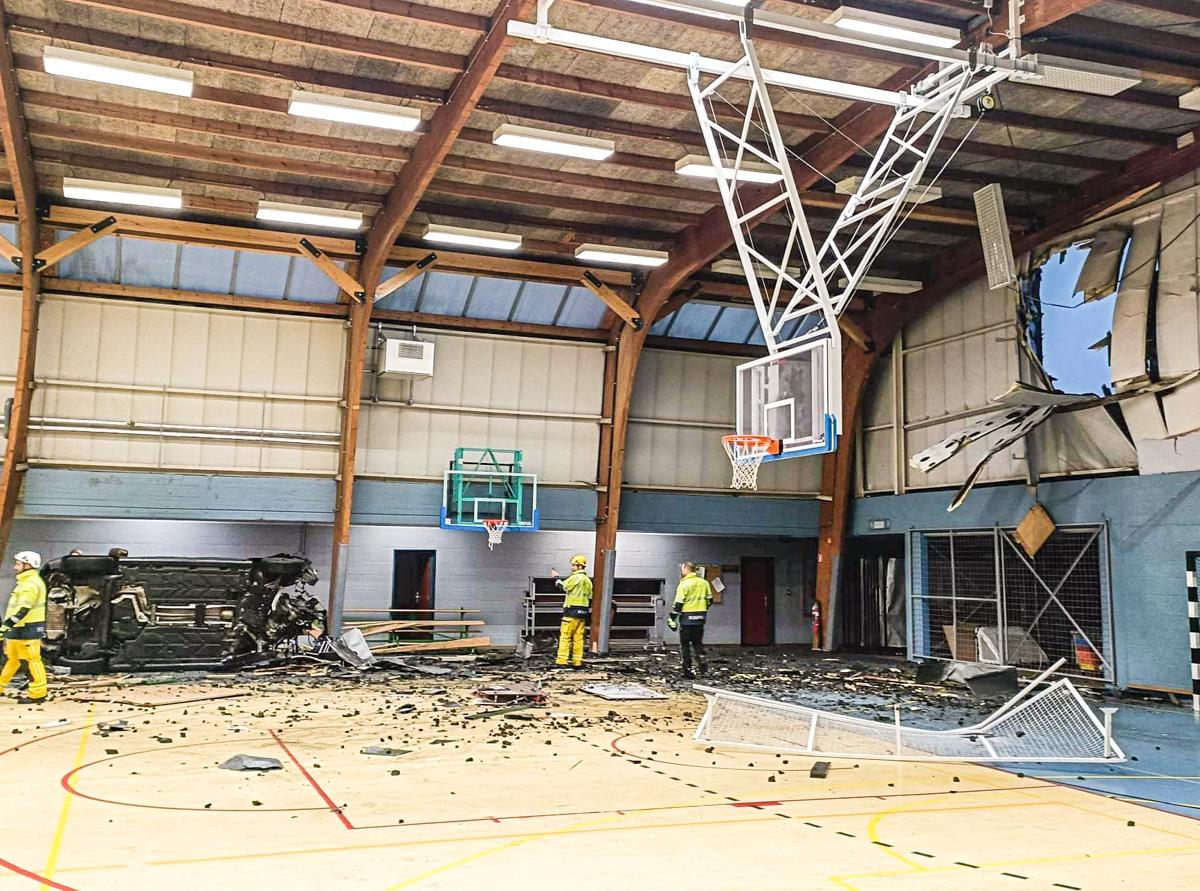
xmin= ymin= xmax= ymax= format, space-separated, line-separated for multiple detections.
xmin=974 ymin=184 xmax=1018 ymax=290
xmin=378 ymin=336 xmax=435 ymax=379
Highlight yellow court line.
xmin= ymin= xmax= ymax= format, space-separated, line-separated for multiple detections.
xmin=380 ymin=812 xmax=630 ymax=891
xmin=42 ymin=704 xmax=95 ymax=888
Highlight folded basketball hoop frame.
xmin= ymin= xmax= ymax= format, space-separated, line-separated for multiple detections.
xmin=511 ymin=0 xmax=1034 ymax=473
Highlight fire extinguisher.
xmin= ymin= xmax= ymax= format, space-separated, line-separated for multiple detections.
xmin=810 ymin=601 xmax=821 ymax=650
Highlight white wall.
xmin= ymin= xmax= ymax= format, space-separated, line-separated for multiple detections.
xmin=626 ymin=348 xmax=822 ymax=494
xmin=358 ymin=329 xmax=604 ymax=485
xmin=25 ymin=291 xmax=344 ymax=474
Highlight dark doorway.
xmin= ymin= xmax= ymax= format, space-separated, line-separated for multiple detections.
xmin=391 ymin=550 xmax=436 ymax=612
xmin=839 ymin=535 xmax=905 ymax=654
xmin=740 ymin=556 xmax=775 ymax=645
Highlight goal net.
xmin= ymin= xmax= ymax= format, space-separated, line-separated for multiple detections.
xmin=694 ymin=677 xmax=1122 ymax=762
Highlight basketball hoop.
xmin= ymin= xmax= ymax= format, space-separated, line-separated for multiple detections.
xmin=722 ymin=435 xmax=777 ymax=490
xmin=482 ymin=518 xmax=509 ymax=550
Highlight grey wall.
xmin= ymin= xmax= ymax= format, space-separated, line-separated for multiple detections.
xmin=851 ymin=470 xmax=1200 ymax=692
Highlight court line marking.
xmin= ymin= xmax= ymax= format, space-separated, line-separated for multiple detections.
xmin=42 ymin=704 xmax=95 ymax=886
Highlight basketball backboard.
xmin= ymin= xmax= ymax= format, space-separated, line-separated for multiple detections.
xmin=440 ymin=447 xmax=539 ymax=535
xmin=735 ymin=336 xmax=840 ymax=460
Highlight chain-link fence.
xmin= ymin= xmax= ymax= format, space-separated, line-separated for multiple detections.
xmin=909 ymin=525 xmax=1113 ymax=681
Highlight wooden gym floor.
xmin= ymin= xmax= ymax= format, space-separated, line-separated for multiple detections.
xmin=1 ymin=677 xmax=1196 ymax=890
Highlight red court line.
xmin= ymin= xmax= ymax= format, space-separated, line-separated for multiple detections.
xmin=0 ymin=855 xmax=80 ymax=891
xmin=269 ymin=730 xmax=353 ymax=830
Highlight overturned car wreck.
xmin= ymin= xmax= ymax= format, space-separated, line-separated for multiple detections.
xmin=42 ymin=551 xmax=324 ymax=673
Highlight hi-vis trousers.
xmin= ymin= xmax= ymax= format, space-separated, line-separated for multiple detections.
xmin=556 ymin=617 xmax=586 ymax=666
xmin=0 ymin=639 xmax=47 ymax=700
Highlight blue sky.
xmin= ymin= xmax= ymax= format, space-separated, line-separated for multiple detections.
xmin=1037 ymin=246 xmax=1118 ymax=395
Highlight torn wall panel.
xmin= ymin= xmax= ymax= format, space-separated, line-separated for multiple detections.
xmin=1120 ymin=392 xmax=1169 ymax=441
xmin=1110 ymin=214 xmax=1161 ymax=389
xmin=1156 ymin=194 xmax=1200 ymax=378
xmin=1033 ymin=406 xmax=1137 ymax=476
xmin=1162 ymin=376 xmax=1200 ymax=436
xmin=1074 ymin=229 xmax=1129 ymax=301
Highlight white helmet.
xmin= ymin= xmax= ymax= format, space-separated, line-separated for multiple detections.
xmin=13 ymin=551 xmax=41 ymax=569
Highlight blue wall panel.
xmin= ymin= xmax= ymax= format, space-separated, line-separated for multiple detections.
xmin=851 ymin=472 xmax=1200 ymax=691
xmin=619 ymin=491 xmax=820 ymax=537
xmin=20 ymin=469 xmax=335 ymax=522
xmin=350 ymin=480 xmax=596 ymax=530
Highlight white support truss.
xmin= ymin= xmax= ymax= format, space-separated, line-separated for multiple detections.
xmin=688 ymin=22 xmax=1013 ymax=365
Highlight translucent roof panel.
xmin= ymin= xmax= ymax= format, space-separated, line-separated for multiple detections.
xmin=286 ymin=254 xmax=341 ymax=303
xmin=232 ymin=251 xmax=291 ymax=299
xmin=710 ymin=305 xmax=759 ymax=343
xmin=464 ymin=277 xmax=522 ymax=320
xmin=0 ymin=223 xmax=18 ymax=274
xmin=179 ymin=244 xmax=235 ymax=293
xmin=417 ymin=270 xmax=473 ymax=316
xmin=511 ymin=281 xmax=570 ymax=325
xmin=649 ymin=311 xmax=676 ymax=336
xmin=376 ymin=265 xmax=420 ymax=311
xmin=121 ymin=238 xmax=179 ymax=289
xmin=57 ymin=233 xmax=117 ymax=283
xmin=666 ymin=302 xmax=722 ymax=340
xmin=555 ymin=285 xmax=607 ymax=328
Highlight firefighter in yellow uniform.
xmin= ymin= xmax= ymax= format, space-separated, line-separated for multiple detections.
xmin=0 ymin=551 xmax=48 ymax=704
xmin=668 ymin=561 xmax=713 ymax=680
xmin=551 ymin=554 xmax=592 ymax=669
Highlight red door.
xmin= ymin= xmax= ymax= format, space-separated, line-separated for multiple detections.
xmin=740 ymin=557 xmax=775 ymax=645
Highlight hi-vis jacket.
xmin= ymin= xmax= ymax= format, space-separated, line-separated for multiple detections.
xmin=673 ymin=573 xmax=713 ymax=626
xmin=557 ymin=569 xmax=594 ymax=619
xmin=3 ymin=568 xmax=47 ymax=640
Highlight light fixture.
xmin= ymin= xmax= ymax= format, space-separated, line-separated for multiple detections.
xmin=493 ymin=124 xmax=615 ymax=160
xmin=287 ymin=90 xmax=421 ymax=132
xmin=1182 ymin=87 xmax=1200 ymax=111
xmin=838 ymin=275 xmax=923 ymax=294
xmin=712 ymin=258 xmax=801 ymax=277
xmin=422 ymin=224 xmax=522 ymax=251
xmin=1009 ymin=54 xmax=1140 ymax=96
xmin=825 ymin=7 xmax=955 ymax=48
xmin=256 ymin=201 xmax=363 ymax=230
xmin=43 ymin=46 xmax=193 ymax=96
xmin=63 ymin=178 xmax=183 ymax=210
xmin=836 ymin=175 xmax=942 ymax=204
xmin=974 ymin=184 xmax=1017 ymax=290
xmin=575 ymin=243 xmax=668 ymax=267
xmin=825 ymin=8 xmax=960 ymax=48
xmin=675 ymin=154 xmax=783 ymax=184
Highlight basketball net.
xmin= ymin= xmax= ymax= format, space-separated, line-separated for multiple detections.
xmin=483 ymin=519 xmax=508 ymax=550
xmin=722 ymin=435 xmax=775 ymax=491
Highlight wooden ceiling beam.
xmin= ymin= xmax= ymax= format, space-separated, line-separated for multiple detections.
xmin=1050 ymin=12 xmax=1200 ymax=60
xmin=1108 ymin=0 xmax=1200 ymax=16
xmin=60 ymin=0 xmax=466 ymax=71
xmin=372 ymin=305 xmax=605 ymax=341
xmin=387 ymin=245 xmax=631 ymax=286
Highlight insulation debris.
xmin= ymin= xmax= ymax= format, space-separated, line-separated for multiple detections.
xmin=219 ymin=755 xmax=283 ymax=771
xmin=474 ymin=681 xmax=544 ymax=704
xmin=361 ymin=746 xmax=413 ymax=757
xmin=581 ymin=683 xmax=668 ymax=701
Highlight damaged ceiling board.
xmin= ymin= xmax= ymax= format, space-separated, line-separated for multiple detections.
xmin=991 ymin=382 xmax=1091 ymax=407
xmin=1034 ymin=406 xmax=1138 ymax=476
xmin=1074 ymin=228 xmax=1129 ymax=301
xmin=1110 ymin=214 xmax=1161 ymax=390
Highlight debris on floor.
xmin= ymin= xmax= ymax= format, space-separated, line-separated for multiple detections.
xmin=219 ymin=755 xmax=283 ymax=771
xmin=581 ymin=683 xmax=668 ymax=701
xmin=474 ymin=681 xmax=544 ymax=704
xmin=360 ymin=746 xmax=413 ymax=757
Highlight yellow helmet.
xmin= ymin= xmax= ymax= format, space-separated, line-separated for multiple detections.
xmin=570 ymin=554 xmax=588 ymax=568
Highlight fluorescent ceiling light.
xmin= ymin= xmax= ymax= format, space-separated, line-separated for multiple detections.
xmin=288 ymin=90 xmax=421 ymax=132
xmin=836 ymin=175 xmax=942 ymax=204
xmin=493 ymin=124 xmax=614 ymax=160
xmin=43 ymin=46 xmax=193 ymax=96
xmin=825 ymin=8 xmax=960 ymax=49
xmin=675 ymin=154 xmax=783 ymax=184
xmin=63 ymin=177 xmax=182 ymax=210
xmin=1182 ymin=87 xmax=1200 ymax=111
xmin=256 ymin=201 xmax=362 ymax=230
xmin=1009 ymin=54 xmax=1140 ymax=96
xmin=839 ymin=275 xmax=923 ymax=294
xmin=423 ymin=224 xmax=521 ymax=251
xmin=575 ymin=243 xmax=668 ymax=267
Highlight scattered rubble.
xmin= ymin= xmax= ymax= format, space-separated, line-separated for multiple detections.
xmin=219 ymin=755 xmax=283 ymax=771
